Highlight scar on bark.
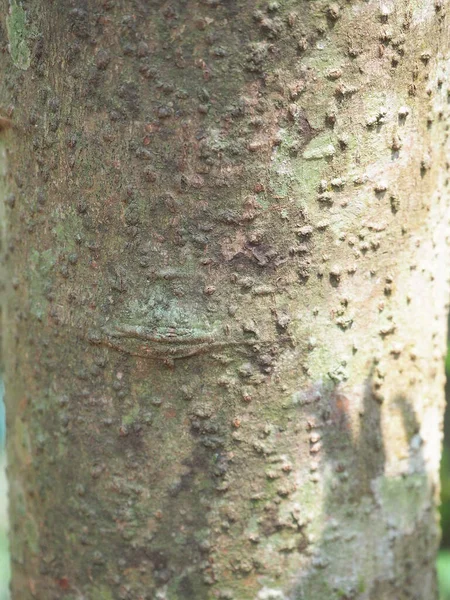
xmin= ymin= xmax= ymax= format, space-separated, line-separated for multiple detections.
xmin=86 ymin=324 xmax=292 ymax=362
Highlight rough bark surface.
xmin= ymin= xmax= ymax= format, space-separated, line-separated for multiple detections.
xmin=1 ymin=0 xmax=450 ymax=599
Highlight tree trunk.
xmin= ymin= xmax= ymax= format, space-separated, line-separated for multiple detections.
xmin=1 ymin=1 xmax=450 ymax=598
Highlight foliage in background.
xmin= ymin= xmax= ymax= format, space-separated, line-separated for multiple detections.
xmin=439 ymin=346 xmax=450 ymax=598
xmin=441 ymin=445 xmax=450 ymax=549
xmin=440 ymin=551 xmax=450 ymax=600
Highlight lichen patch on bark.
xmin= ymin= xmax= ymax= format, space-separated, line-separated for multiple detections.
xmin=6 ymin=0 xmax=31 ymax=70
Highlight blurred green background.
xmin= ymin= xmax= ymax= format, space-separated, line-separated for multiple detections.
xmin=3 ymin=362 xmax=450 ymax=598
xmin=438 ymin=346 xmax=450 ymax=600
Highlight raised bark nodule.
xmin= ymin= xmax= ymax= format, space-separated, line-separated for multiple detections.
xmin=1 ymin=1 xmax=450 ymax=599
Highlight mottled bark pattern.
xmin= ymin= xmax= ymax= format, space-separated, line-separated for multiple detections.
xmin=1 ymin=0 xmax=450 ymax=599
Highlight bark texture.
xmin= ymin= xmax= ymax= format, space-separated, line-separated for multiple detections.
xmin=1 ymin=0 xmax=450 ymax=599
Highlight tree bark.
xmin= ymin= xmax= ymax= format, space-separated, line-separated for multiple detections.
xmin=1 ymin=0 xmax=450 ymax=599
